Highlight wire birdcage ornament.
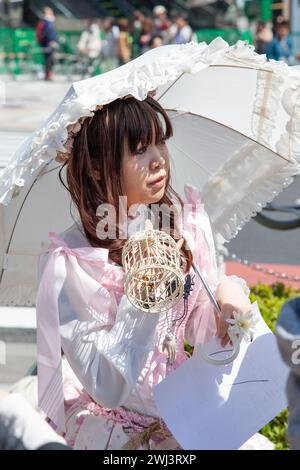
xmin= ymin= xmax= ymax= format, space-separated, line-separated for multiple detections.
xmin=122 ymin=219 xmax=258 ymax=365
xmin=122 ymin=220 xmax=185 ymax=314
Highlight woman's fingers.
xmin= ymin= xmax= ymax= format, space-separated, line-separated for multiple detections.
xmin=217 ymin=306 xmax=231 ymax=338
xmin=221 ymin=333 xmax=230 ymax=347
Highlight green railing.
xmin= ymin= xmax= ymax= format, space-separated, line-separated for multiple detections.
xmin=0 ymin=27 xmax=253 ymax=76
xmin=0 ymin=27 xmax=82 ymax=75
xmin=196 ymin=28 xmax=252 ymax=46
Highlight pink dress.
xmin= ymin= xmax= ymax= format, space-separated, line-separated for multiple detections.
xmin=35 ymin=184 xmax=248 ymax=450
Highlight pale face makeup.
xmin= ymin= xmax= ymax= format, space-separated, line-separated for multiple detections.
xmin=121 ymin=136 xmax=170 ymax=208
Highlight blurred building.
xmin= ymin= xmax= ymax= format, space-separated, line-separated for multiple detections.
xmin=0 ymin=0 xmax=24 ymax=28
xmin=0 ymin=1 xmax=296 ymax=31
xmin=245 ymin=1 xmax=292 ymax=23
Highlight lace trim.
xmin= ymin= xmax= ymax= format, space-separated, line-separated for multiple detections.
xmin=201 ymin=141 xmax=298 ymax=241
xmin=277 ymin=84 xmax=300 ymax=163
xmin=219 ymin=274 xmax=250 ymax=297
xmin=252 ymin=69 xmax=285 ymax=147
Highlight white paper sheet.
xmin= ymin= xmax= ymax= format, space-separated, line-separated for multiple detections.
xmin=153 ymin=302 xmax=289 ymax=450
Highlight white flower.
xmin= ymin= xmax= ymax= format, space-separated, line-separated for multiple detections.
xmin=226 ymin=309 xmax=259 ymax=342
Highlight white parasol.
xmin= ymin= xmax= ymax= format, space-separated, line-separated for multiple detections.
xmin=0 ymin=38 xmax=299 ymax=307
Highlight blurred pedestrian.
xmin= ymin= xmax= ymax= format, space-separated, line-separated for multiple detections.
xmin=255 ymin=21 xmax=273 ymax=55
xmin=117 ymin=18 xmax=132 ymax=65
xmin=35 ymin=6 xmax=57 ymax=81
xmin=132 ymin=9 xmax=144 ymax=33
xmin=266 ymin=21 xmax=293 ymax=64
xmin=101 ymin=17 xmax=119 ymax=73
xmin=77 ymin=20 xmax=102 ymax=78
xmin=132 ymin=10 xmax=145 ymax=58
xmin=169 ymin=13 xmax=194 ymax=45
xmin=149 ymin=35 xmax=163 ymax=49
xmin=153 ymin=5 xmax=171 ymax=45
xmin=138 ymin=18 xmax=154 ymax=54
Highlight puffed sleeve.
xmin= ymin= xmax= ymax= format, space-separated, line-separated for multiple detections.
xmin=36 ymin=239 xmax=159 ymax=432
xmin=55 ymin=252 xmax=159 ymax=408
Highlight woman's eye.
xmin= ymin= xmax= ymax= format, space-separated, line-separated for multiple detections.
xmin=136 ymin=146 xmax=148 ymax=155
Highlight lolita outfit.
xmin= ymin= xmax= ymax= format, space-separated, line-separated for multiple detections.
xmin=36 ymin=184 xmax=252 ymax=450
xmin=1 ymin=40 xmax=294 ymax=451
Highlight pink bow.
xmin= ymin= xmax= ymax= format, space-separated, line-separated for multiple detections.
xmin=184 ymin=184 xmax=202 ymax=212
xmin=36 ymin=232 xmax=111 ymax=433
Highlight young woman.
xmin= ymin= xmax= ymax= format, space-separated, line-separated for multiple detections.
xmin=36 ymin=94 xmax=252 ymax=450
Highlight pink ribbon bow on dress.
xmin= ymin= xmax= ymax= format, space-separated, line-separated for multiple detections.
xmin=36 ymin=232 xmax=110 ymax=433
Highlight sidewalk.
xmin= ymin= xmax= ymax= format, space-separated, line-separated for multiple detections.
xmin=0 ymin=78 xmax=69 ymax=132
xmin=0 ymin=307 xmax=36 ymax=388
xmin=226 ymin=261 xmax=300 ymax=289
xmin=0 ymin=79 xmax=69 ymax=173
xmin=0 ymin=131 xmax=30 ymax=172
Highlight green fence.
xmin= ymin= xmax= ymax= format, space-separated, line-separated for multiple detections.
xmin=0 ymin=27 xmax=253 ymax=76
xmin=196 ymin=28 xmax=252 ymax=46
xmin=0 ymin=27 xmax=82 ymax=75
xmin=0 ymin=27 xmax=41 ymax=74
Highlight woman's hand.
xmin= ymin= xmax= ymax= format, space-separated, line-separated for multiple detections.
xmin=215 ymin=277 xmax=252 ymax=347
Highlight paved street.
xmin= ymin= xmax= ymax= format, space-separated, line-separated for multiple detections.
xmin=0 ymin=339 xmax=36 ymax=385
xmin=227 ymin=175 xmax=300 ymax=266
xmin=0 ymin=77 xmax=70 ymax=171
xmin=226 ymin=174 xmax=300 ymax=288
xmin=0 ymin=76 xmax=70 ymax=133
xmin=0 ymin=308 xmax=36 ymax=388
xmin=0 ymin=131 xmax=30 ymax=171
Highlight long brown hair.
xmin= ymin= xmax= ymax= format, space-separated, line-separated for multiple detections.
xmin=59 ymin=95 xmax=193 ymax=271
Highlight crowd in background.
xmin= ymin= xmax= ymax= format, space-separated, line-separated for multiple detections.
xmin=36 ymin=5 xmax=296 ymax=81
xmin=255 ymin=18 xmax=294 ymax=64
xmin=77 ymin=5 xmax=196 ymax=67
xmin=36 ymin=5 xmax=196 ymax=80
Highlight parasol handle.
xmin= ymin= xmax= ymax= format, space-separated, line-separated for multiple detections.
xmin=192 ymin=262 xmax=242 ymax=365
xmin=196 ymin=327 xmax=242 ymax=365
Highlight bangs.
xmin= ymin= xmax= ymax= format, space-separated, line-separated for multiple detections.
xmin=116 ymin=96 xmax=173 ymax=154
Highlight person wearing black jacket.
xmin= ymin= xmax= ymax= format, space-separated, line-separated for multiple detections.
xmin=36 ymin=7 xmax=57 ymax=80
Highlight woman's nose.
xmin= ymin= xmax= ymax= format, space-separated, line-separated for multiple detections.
xmin=149 ymin=145 xmax=165 ymax=169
